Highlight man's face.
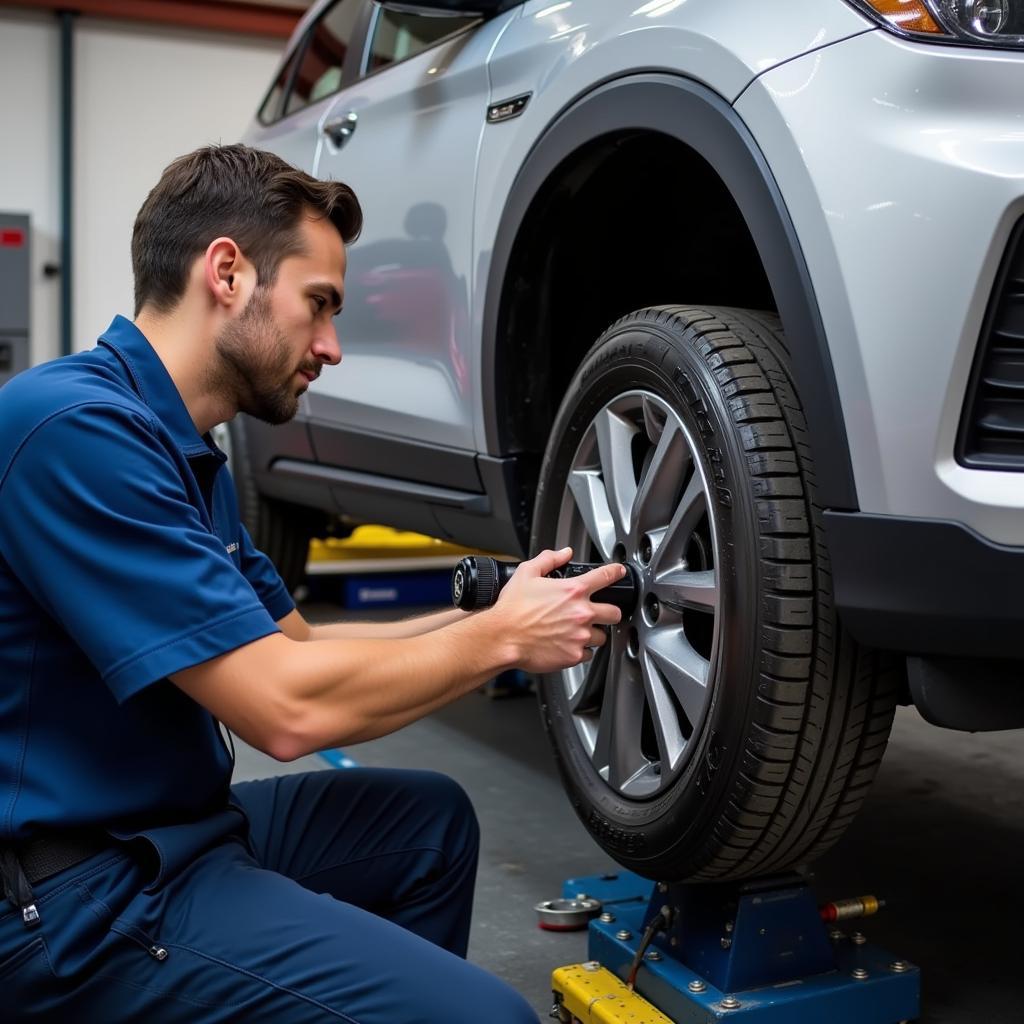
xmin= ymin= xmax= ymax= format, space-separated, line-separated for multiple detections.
xmin=214 ymin=215 xmax=346 ymax=425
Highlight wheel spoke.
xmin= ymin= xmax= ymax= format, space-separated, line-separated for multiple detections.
xmin=641 ymin=395 xmax=667 ymax=444
xmin=569 ymin=639 xmax=609 ymax=715
xmin=568 ymin=470 xmax=616 ymax=561
xmin=650 ymin=468 xmax=706 ymax=576
xmin=631 ymin=415 xmax=689 ymax=542
xmin=652 ymin=568 xmax=718 ymax=613
xmin=591 ymin=645 xmax=647 ymax=791
xmin=595 ymin=407 xmax=639 ymax=544
xmin=641 ymin=653 xmax=687 ymax=772
xmin=645 ymin=625 xmax=710 ymax=727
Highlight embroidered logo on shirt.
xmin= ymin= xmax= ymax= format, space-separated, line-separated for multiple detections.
xmin=225 ymin=542 xmax=239 ymax=554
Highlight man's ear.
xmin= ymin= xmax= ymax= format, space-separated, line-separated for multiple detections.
xmin=204 ymin=237 xmax=255 ymax=310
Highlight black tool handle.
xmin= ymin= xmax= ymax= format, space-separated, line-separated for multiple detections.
xmin=450 ymin=557 xmax=517 ymax=610
xmin=451 ymin=556 xmax=637 ymax=613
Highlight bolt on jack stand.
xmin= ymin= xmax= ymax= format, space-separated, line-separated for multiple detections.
xmin=550 ymin=871 xmax=919 ymax=1023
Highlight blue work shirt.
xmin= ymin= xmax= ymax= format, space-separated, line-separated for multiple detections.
xmin=0 ymin=316 xmax=294 ymax=886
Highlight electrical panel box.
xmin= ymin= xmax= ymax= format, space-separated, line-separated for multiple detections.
xmin=0 ymin=212 xmax=31 ymax=389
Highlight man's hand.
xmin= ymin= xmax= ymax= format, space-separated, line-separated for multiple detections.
xmin=490 ymin=547 xmax=626 ymax=674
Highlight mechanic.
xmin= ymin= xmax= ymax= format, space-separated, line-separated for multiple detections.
xmin=0 ymin=144 xmax=625 ymax=1022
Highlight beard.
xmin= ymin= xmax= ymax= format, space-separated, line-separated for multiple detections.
xmin=212 ymin=287 xmax=311 ymax=425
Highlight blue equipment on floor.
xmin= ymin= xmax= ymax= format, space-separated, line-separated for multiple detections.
xmin=551 ymin=870 xmax=920 ymax=1023
xmin=317 ymin=748 xmax=358 ymax=770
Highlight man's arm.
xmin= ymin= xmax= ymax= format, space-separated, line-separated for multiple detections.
xmin=173 ymin=610 xmax=516 ymax=760
xmin=276 ymin=606 xmax=470 ymax=643
xmin=172 ymin=549 xmax=625 ymax=761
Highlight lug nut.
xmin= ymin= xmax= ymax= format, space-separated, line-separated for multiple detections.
xmin=687 ymin=979 xmax=707 ymax=994
xmin=890 ymin=961 xmax=910 ymax=973
xmin=852 ymin=968 xmax=869 ymax=980
xmin=599 ymin=912 xmax=615 ymax=923
xmin=721 ymin=996 xmax=741 ymax=1010
xmin=616 ymin=930 xmax=633 ymax=941
xmin=646 ymin=950 xmax=663 ymax=962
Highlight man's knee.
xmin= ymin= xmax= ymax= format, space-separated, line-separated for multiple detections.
xmin=410 ymin=769 xmax=479 ymax=856
xmin=457 ymin=966 xmax=540 ymax=1024
xmin=488 ymin=985 xmax=541 ymax=1024
xmin=419 ymin=769 xmax=478 ymax=826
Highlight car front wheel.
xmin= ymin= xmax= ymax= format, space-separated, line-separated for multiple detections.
xmin=532 ymin=305 xmax=900 ymax=881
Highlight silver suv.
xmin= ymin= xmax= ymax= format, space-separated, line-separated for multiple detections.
xmin=238 ymin=0 xmax=1024 ymax=883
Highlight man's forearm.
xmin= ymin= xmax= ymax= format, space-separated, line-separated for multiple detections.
xmin=282 ymin=610 xmax=518 ymax=753
xmin=172 ymin=606 xmax=521 ymax=762
xmin=309 ymin=607 xmax=470 ymax=641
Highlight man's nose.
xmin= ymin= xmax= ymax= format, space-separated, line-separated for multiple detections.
xmin=313 ymin=322 xmax=342 ymax=366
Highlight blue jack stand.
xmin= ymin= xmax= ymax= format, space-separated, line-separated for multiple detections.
xmin=554 ymin=871 xmax=920 ymax=1023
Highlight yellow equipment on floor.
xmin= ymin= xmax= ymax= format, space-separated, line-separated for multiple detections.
xmin=308 ymin=525 xmax=488 ymax=570
xmin=551 ymin=963 xmax=673 ymax=1024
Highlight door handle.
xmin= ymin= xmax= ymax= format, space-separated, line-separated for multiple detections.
xmin=323 ymin=111 xmax=358 ymax=149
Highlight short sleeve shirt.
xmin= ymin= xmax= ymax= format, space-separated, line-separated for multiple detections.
xmin=0 ymin=316 xmax=294 ymax=878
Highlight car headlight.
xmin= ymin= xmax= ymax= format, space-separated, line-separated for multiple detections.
xmin=845 ymin=0 xmax=1024 ymax=47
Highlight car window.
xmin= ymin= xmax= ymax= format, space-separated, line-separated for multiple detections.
xmin=258 ymin=0 xmax=363 ymax=124
xmin=366 ymin=10 xmax=477 ymax=74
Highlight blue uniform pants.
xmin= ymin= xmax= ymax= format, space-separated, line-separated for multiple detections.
xmin=0 ymin=768 xmax=540 ymax=1022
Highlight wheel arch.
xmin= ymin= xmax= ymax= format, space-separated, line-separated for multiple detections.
xmin=481 ymin=72 xmax=858 ymax=512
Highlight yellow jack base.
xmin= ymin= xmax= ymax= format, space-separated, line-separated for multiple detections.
xmin=551 ymin=963 xmax=673 ymax=1024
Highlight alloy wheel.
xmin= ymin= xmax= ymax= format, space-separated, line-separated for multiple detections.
xmin=554 ymin=390 xmax=721 ymax=799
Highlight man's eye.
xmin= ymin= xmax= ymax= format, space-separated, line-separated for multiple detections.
xmin=312 ymin=296 xmax=326 ymax=313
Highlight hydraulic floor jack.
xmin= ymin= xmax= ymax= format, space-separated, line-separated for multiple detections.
xmin=545 ymin=871 xmax=920 ymax=1023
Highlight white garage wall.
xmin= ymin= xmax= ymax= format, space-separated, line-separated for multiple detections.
xmin=0 ymin=9 xmax=62 ymax=365
xmin=0 ymin=8 xmax=286 ymax=362
xmin=74 ymin=18 xmax=284 ymax=349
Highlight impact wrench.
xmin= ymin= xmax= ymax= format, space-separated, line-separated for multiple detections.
xmin=450 ymin=556 xmax=640 ymax=615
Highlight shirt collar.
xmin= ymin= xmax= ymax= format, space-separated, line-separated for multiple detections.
xmin=97 ymin=315 xmax=224 ymax=461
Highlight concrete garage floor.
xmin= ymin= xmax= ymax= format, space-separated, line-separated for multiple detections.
xmin=233 ymin=602 xmax=1024 ymax=1023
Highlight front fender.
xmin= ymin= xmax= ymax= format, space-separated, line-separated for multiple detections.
xmin=481 ymin=72 xmax=858 ymax=510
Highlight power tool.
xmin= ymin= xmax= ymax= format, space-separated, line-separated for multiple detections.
xmin=450 ymin=556 xmax=639 ymax=614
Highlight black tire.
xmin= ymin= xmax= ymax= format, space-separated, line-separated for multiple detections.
xmin=216 ymin=417 xmax=324 ymax=594
xmin=532 ymin=306 xmax=900 ymax=881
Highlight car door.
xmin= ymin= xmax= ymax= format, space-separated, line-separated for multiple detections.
xmin=247 ymin=0 xmax=370 ymax=175
xmin=307 ymin=4 xmax=520 ymax=465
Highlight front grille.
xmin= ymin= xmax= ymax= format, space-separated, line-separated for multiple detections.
xmin=958 ymin=218 xmax=1024 ymax=470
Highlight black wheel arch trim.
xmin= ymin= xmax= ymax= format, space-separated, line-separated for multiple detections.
xmin=825 ymin=510 xmax=1024 ymax=661
xmin=481 ymin=71 xmax=858 ymax=511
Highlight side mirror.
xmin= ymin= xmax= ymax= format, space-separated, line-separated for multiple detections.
xmin=374 ymin=0 xmax=515 ymax=16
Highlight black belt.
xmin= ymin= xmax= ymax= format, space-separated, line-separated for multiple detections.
xmin=1 ymin=832 xmax=112 ymax=927
xmin=16 ymin=833 xmax=112 ymax=885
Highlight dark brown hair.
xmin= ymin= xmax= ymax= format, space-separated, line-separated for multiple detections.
xmin=131 ymin=143 xmax=362 ymax=315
